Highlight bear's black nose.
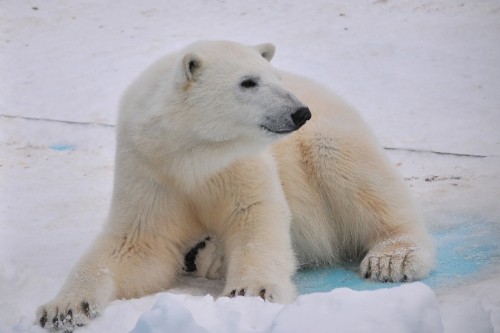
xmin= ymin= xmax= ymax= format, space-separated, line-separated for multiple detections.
xmin=291 ymin=107 xmax=312 ymax=128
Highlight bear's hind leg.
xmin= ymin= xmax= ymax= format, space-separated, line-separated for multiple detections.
xmin=184 ymin=236 xmax=225 ymax=280
xmin=299 ymin=132 xmax=434 ymax=282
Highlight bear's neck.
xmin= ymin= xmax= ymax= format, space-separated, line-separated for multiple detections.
xmin=117 ymin=133 xmax=267 ymax=194
xmin=165 ymin=139 xmax=267 ymax=192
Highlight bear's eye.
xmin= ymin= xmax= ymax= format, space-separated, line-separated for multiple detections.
xmin=240 ymin=78 xmax=258 ymax=88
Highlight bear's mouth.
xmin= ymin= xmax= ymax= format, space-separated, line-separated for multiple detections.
xmin=260 ymin=125 xmax=295 ymax=135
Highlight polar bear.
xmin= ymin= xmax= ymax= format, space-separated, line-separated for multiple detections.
xmin=37 ymin=40 xmax=434 ymax=331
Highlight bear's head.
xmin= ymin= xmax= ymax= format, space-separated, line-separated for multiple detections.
xmin=174 ymin=41 xmax=311 ymax=145
xmin=120 ymin=41 xmax=311 ymax=188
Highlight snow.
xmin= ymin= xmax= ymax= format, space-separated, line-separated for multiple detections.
xmin=1 ymin=1 xmax=499 ymax=333
xmin=131 ymin=283 xmax=442 ymax=333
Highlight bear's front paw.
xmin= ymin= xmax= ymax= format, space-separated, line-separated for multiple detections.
xmin=360 ymin=236 xmax=433 ymax=282
xmin=222 ymin=279 xmax=296 ymax=303
xmin=225 ymin=286 xmax=273 ymax=301
xmin=36 ymin=298 xmax=100 ymax=332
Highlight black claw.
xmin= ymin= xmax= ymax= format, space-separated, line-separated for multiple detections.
xmin=364 ymin=272 xmax=371 ymax=279
xmin=82 ymin=301 xmax=90 ymax=317
xmin=383 ymin=277 xmax=389 ymax=283
xmin=40 ymin=312 xmax=47 ymax=328
xmin=229 ymin=289 xmax=236 ymax=297
xmin=52 ymin=315 xmax=59 ymax=327
xmin=238 ymin=289 xmax=246 ymax=296
xmin=259 ymin=289 xmax=266 ymax=300
xmin=403 ymin=275 xmax=408 ymax=282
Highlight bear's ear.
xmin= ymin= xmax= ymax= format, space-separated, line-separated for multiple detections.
xmin=254 ymin=43 xmax=276 ymax=62
xmin=182 ymin=53 xmax=202 ymax=82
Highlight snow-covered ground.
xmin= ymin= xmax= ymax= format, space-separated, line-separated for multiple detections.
xmin=1 ymin=1 xmax=499 ymax=332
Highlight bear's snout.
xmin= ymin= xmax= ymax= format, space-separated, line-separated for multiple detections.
xmin=291 ymin=107 xmax=311 ymax=129
xmin=261 ymin=105 xmax=311 ymax=135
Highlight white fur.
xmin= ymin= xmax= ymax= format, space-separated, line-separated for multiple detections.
xmin=37 ymin=41 xmax=434 ymax=331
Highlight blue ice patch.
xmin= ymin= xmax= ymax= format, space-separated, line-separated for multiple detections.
xmin=49 ymin=144 xmax=76 ymax=151
xmin=295 ymin=216 xmax=500 ymax=294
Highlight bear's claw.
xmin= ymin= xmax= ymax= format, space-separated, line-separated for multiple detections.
xmin=226 ymin=287 xmax=272 ymax=301
xmin=39 ymin=310 xmax=47 ymax=328
xmin=360 ymin=236 xmax=432 ymax=283
xmin=36 ymin=299 xmax=100 ymax=332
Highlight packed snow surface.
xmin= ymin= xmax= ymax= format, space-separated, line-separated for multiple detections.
xmin=1 ymin=1 xmax=499 ymax=333
xmin=132 ymin=283 xmax=442 ymax=333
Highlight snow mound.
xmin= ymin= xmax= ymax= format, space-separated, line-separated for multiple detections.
xmin=132 ymin=282 xmax=442 ymax=333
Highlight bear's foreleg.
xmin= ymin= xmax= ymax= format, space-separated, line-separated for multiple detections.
xmin=36 ymin=231 xmax=182 ymax=331
xmin=219 ymin=200 xmax=297 ymax=303
xmin=36 ymin=235 xmax=118 ymax=331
